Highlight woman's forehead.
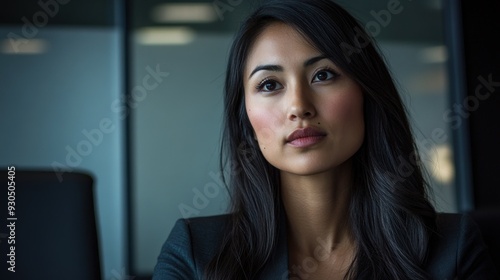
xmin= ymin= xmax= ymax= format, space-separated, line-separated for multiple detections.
xmin=244 ymin=23 xmax=324 ymax=73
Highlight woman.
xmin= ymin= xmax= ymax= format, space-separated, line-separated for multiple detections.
xmin=153 ymin=0 xmax=498 ymax=279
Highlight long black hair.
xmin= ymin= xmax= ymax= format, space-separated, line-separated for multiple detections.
xmin=206 ymin=0 xmax=437 ymax=279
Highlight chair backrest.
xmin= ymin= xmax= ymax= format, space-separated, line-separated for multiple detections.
xmin=0 ymin=170 xmax=101 ymax=280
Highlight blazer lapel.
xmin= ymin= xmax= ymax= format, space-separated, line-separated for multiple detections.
xmin=260 ymin=213 xmax=289 ymax=279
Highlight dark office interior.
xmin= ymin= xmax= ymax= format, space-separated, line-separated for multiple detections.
xmin=1 ymin=0 xmax=499 ymax=279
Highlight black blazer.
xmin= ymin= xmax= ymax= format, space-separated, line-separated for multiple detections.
xmin=153 ymin=213 xmax=499 ymax=279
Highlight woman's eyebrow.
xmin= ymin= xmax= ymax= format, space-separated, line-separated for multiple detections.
xmin=304 ymin=55 xmax=328 ymax=67
xmin=249 ymin=65 xmax=283 ymax=79
xmin=248 ymin=55 xmax=327 ymax=79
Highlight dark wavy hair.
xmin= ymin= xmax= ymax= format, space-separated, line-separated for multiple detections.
xmin=206 ymin=0 xmax=437 ymax=279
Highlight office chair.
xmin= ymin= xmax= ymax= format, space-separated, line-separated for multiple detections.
xmin=0 ymin=170 xmax=101 ymax=280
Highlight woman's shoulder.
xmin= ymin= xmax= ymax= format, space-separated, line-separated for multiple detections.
xmin=182 ymin=213 xmax=231 ymax=230
xmin=173 ymin=214 xmax=231 ymax=253
xmin=153 ymin=214 xmax=231 ymax=280
xmin=433 ymin=212 xmax=469 ymax=238
xmin=425 ymin=212 xmax=499 ymax=279
xmin=435 ymin=212 xmax=472 ymax=230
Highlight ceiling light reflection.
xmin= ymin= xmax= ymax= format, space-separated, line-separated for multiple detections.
xmin=135 ymin=27 xmax=195 ymax=45
xmin=1 ymin=39 xmax=49 ymax=54
xmin=152 ymin=3 xmax=217 ymax=23
xmin=421 ymin=45 xmax=447 ymax=63
xmin=429 ymin=144 xmax=454 ymax=184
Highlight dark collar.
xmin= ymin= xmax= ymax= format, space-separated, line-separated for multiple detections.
xmin=260 ymin=213 xmax=289 ymax=279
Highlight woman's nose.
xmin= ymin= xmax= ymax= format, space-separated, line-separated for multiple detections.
xmin=287 ymin=83 xmax=317 ymax=121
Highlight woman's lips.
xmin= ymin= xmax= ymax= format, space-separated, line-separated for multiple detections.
xmin=286 ymin=127 xmax=327 ymax=147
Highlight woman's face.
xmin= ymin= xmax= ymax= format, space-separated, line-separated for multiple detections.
xmin=243 ymin=23 xmax=365 ymax=176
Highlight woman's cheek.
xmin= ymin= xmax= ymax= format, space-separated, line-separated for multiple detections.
xmin=322 ymin=89 xmax=365 ymax=146
xmin=247 ymin=106 xmax=281 ymax=148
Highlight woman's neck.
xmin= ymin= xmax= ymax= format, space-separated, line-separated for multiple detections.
xmin=280 ymin=162 xmax=354 ymax=258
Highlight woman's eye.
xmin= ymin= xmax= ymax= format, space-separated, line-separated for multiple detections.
xmin=312 ymin=70 xmax=337 ymax=82
xmin=257 ymin=79 xmax=283 ymax=92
